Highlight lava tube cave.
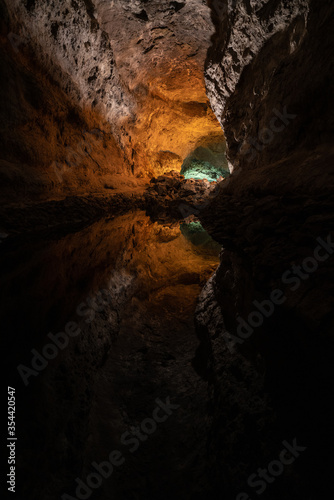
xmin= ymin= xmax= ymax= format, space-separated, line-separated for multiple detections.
xmin=1 ymin=1 xmax=334 ymax=500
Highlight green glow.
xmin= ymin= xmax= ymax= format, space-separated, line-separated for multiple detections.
xmin=180 ymin=221 xmax=221 ymax=255
xmin=181 ymin=160 xmax=230 ymax=182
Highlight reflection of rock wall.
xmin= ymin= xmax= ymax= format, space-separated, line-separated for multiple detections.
xmin=3 ymin=211 xmax=219 ymax=498
xmin=5 ymin=0 xmax=133 ymax=122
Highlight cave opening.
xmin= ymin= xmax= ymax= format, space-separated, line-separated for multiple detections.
xmin=181 ymin=158 xmax=229 ymax=181
xmin=180 ymin=140 xmax=230 ymax=182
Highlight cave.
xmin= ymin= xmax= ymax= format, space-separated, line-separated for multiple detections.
xmin=180 ymin=140 xmax=230 ymax=181
xmin=1 ymin=1 xmax=334 ymax=500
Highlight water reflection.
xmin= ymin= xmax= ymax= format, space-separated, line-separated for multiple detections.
xmin=180 ymin=220 xmax=221 ymax=255
xmin=1 ymin=211 xmax=219 ymax=375
xmin=1 ymin=210 xmax=221 ymax=499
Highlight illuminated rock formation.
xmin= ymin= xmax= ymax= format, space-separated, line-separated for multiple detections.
xmin=1 ymin=0 xmax=225 ymax=205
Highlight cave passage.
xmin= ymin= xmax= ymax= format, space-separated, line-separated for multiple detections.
xmin=181 ymin=159 xmax=230 ymax=181
xmin=180 ymin=142 xmax=230 ymax=182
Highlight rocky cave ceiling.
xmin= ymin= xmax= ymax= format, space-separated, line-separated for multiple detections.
xmin=1 ymin=0 xmax=226 ymax=196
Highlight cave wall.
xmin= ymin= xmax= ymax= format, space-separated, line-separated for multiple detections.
xmin=2 ymin=0 xmax=226 ymax=193
xmin=197 ymin=0 xmax=334 ymax=496
xmin=5 ymin=0 xmax=133 ymax=123
xmin=202 ymin=0 xmax=334 ymax=342
xmin=0 ymin=0 xmax=137 ymax=204
xmin=206 ymin=0 xmax=333 ymax=169
xmin=94 ymin=0 xmax=225 ymax=175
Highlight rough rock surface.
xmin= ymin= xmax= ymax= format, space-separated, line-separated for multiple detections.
xmin=94 ymin=0 xmax=226 ymax=175
xmin=206 ymin=0 xmax=333 ymax=170
xmin=195 ymin=274 xmax=278 ymax=498
xmin=144 ymin=170 xmax=224 ymax=222
xmin=196 ymin=0 xmax=334 ymax=497
xmin=2 ymin=0 xmax=225 ymax=193
xmin=1 ymin=0 xmax=147 ymax=204
xmin=202 ymin=0 xmax=334 ymax=348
